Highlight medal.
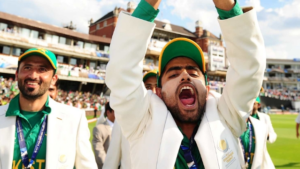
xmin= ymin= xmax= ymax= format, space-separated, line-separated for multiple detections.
xmin=16 ymin=115 xmax=48 ymax=169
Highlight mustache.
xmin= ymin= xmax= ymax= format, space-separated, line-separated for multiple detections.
xmin=24 ymin=78 xmax=41 ymax=84
xmin=176 ymin=82 xmax=198 ymax=96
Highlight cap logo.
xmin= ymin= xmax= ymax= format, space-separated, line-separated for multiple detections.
xmin=37 ymin=48 xmax=47 ymax=53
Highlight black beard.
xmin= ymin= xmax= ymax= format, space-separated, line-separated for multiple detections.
xmin=18 ymin=78 xmax=49 ymax=101
xmin=168 ymin=101 xmax=206 ymax=124
xmin=162 ymin=86 xmax=207 ymax=124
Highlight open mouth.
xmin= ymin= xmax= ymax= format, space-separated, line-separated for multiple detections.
xmin=179 ymin=85 xmax=196 ymax=106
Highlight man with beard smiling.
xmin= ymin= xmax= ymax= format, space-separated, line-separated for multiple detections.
xmin=0 ymin=48 xmax=96 ymax=169
xmin=106 ymin=0 xmax=266 ymax=168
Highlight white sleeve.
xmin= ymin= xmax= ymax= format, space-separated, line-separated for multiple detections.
xmin=105 ymin=12 xmax=156 ymax=138
xmin=266 ymin=115 xmax=277 ymax=143
xmin=75 ymin=110 xmax=98 ymax=168
xmin=103 ymin=121 xmax=122 ymax=169
xmin=217 ymin=8 xmax=266 ymax=137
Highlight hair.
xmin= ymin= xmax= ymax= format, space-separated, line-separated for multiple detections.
xmin=104 ymin=102 xmax=113 ymax=116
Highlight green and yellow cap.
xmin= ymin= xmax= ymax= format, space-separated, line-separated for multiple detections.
xmin=18 ymin=48 xmax=57 ymax=73
xmin=157 ymin=38 xmax=207 ymax=87
xmin=143 ymin=70 xmax=158 ymax=82
xmin=255 ymin=97 xmax=261 ymax=104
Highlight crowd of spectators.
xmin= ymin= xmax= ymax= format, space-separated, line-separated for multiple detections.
xmin=0 ymin=77 xmax=107 ymax=110
xmin=260 ymin=89 xmax=300 ymax=101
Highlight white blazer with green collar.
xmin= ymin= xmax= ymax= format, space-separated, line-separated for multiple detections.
xmin=0 ymin=98 xmax=97 ymax=169
xmin=106 ymin=7 xmax=265 ymax=169
xmin=238 ymin=117 xmax=275 ymax=169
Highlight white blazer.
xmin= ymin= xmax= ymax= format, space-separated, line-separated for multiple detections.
xmin=106 ymin=7 xmax=265 ymax=169
xmin=0 ymin=98 xmax=97 ymax=169
xmin=238 ymin=117 xmax=275 ymax=169
xmin=103 ymin=121 xmax=131 ymax=169
xmin=257 ymin=112 xmax=277 ymax=143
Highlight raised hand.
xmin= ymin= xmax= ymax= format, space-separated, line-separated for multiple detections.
xmin=213 ymin=0 xmax=235 ymax=11
xmin=145 ymin=0 xmax=162 ymax=10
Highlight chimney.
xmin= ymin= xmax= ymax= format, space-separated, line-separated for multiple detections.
xmin=127 ymin=1 xmax=136 ymax=13
xmin=195 ymin=20 xmax=203 ymax=37
xmin=113 ymin=6 xmax=119 ymax=16
xmin=219 ymin=34 xmax=223 ymax=40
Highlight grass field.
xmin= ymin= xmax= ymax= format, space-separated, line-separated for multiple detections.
xmin=268 ymin=114 xmax=300 ymax=169
xmin=87 ymin=114 xmax=300 ymax=168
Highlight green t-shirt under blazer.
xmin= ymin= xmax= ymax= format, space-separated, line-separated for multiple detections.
xmin=6 ymin=95 xmax=51 ymax=169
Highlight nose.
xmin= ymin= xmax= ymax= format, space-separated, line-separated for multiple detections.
xmin=27 ymin=69 xmax=39 ymax=80
xmin=180 ymin=70 xmax=191 ymax=83
xmin=151 ymin=87 xmax=156 ymax=94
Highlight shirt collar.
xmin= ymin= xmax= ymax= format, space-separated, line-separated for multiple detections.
xmin=5 ymin=94 xmax=52 ymax=117
xmin=107 ymin=118 xmax=114 ymax=128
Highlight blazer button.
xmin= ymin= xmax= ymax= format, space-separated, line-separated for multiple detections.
xmin=59 ymin=154 xmax=67 ymax=163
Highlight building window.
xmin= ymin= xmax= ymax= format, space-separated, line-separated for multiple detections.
xmin=145 ymin=57 xmax=154 ymax=65
xmin=66 ymin=38 xmax=72 ymax=45
xmin=104 ymin=21 xmax=107 ymax=27
xmin=98 ymin=62 xmax=107 ymax=70
xmin=59 ymin=37 xmax=66 ymax=44
xmin=0 ymin=23 xmax=8 ymax=31
xmin=45 ymin=34 xmax=52 ymax=43
xmin=57 ymin=56 xmax=64 ymax=63
xmin=21 ymin=28 xmax=30 ymax=38
xmin=96 ymin=24 xmax=100 ymax=30
xmin=12 ymin=47 xmax=26 ymax=56
xmin=104 ymin=46 xmax=109 ymax=53
xmin=70 ymin=58 xmax=77 ymax=65
xmin=90 ymin=61 xmax=96 ymax=69
xmin=0 ymin=46 xmax=11 ymax=55
xmin=74 ymin=40 xmax=84 ymax=48
xmin=52 ymin=35 xmax=59 ymax=44
xmin=30 ymin=30 xmax=39 ymax=39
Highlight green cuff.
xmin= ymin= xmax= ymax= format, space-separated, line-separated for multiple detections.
xmin=132 ymin=0 xmax=159 ymax=22
xmin=216 ymin=0 xmax=243 ymax=20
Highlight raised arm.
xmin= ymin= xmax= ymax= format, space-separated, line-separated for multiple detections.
xmin=105 ymin=0 xmax=161 ymax=138
xmin=216 ymin=1 xmax=266 ymax=137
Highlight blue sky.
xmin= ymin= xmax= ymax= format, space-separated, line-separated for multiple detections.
xmin=0 ymin=0 xmax=299 ymax=59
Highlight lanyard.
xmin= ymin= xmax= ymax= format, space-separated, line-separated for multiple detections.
xmin=16 ymin=115 xmax=48 ymax=169
xmin=239 ymin=120 xmax=253 ymax=165
xmin=180 ymin=129 xmax=198 ymax=169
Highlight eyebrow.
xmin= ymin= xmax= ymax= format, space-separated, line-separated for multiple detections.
xmin=23 ymin=63 xmax=48 ymax=68
xmin=165 ymin=65 xmax=201 ymax=74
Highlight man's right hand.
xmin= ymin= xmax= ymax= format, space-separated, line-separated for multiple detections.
xmin=145 ymin=0 xmax=161 ymax=10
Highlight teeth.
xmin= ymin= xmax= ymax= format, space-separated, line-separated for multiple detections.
xmin=180 ymin=86 xmax=194 ymax=95
xmin=27 ymin=82 xmax=37 ymax=85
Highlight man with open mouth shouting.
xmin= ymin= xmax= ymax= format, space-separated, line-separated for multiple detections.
xmin=106 ymin=0 xmax=266 ymax=168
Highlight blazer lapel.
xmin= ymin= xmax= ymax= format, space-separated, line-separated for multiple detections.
xmin=157 ymin=112 xmax=183 ymax=169
xmin=0 ymin=105 xmax=15 ymax=169
xmin=46 ymin=99 xmax=65 ymax=169
xmin=249 ymin=117 xmax=267 ymax=169
xmin=195 ymin=113 xmax=219 ymax=168
xmin=196 ymin=94 xmax=241 ymax=169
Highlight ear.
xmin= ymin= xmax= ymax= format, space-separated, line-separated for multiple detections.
xmin=156 ymin=87 xmax=163 ymax=99
xmin=206 ymin=86 xmax=210 ymax=99
xmin=51 ymin=74 xmax=58 ymax=86
xmin=15 ymin=70 xmax=18 ymax=81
